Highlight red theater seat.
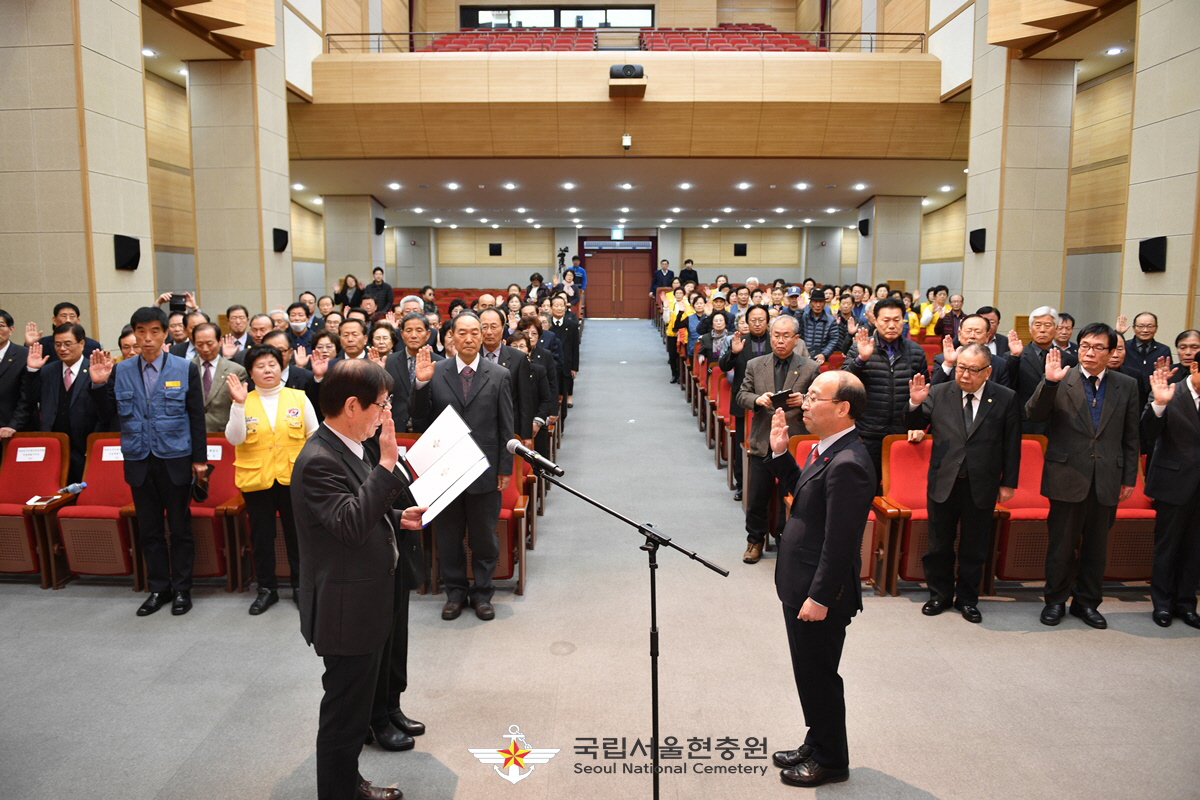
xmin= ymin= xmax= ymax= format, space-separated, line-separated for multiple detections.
xmin=0 ymin=433 xmax=69 ymax=585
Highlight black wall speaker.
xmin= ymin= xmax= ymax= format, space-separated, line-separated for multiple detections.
xmin=114 ymin=234 xmax=140 ymax=271
xmin=489 ymin=243 xmax=503 ymax=257
xmin=374 ymin=218 xmax=385 ymax=236
xmin=1139 ymin=236 xmax=1167 ymax=272
xmin=272 ymin=228 xmax=289 ymax=253
xmin=858 ymin=219 xmax=870 ymax=237
xmin=969 ymin=228 xmax=986 ymax=253
xmin=610 ymin=64 xmax=644 ymax=79
xmin=733 ymin=243 xmax=748 ymax=257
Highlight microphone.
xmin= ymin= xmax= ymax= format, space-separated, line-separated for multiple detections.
xmin=506 ymin=438 xmax=565 ymax=477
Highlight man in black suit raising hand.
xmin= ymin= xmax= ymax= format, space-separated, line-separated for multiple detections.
xmin=767 ymin=371 xmax=874 ymax=788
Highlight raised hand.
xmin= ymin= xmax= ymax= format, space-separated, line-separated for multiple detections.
xmin=88 ymin=349 xmax=114 ymax=384
xmin=225 ymin=373 xmax=248 ymax=404
xmin=24 ymin=321 xmax=40 ymax=346
xmin=941 ymin=335 xmax=957 ymax=367
xmin=310 ymin=349 xmax=329 ymax=379
xmin=293 ymin=345 xmax=310 ymax=368
xmin=909 ymin=373 xmax=929 ymax=407
xmin=1154 ymin=355 xmax=1171 ymax=372
xmin=1044 ymin=347 xmax=1068 ymax=382
xmin=220 ymin=334 xmax=238 ymax=358
xmin=367 ymin=347 xmax=384 ymax=366
xmin=184 ymin=291 xmax=197 ymax=310
xmin=157 ymin=291 xmax=173 ymax=306
xmin=1115 ymin=314 xmax=1129 ymax=335
xmin=769 ymin=407 xmax=789 ymax=455
xmin=413 ymin=345 xmax=436 ymax=382
xmin=730 ymin=331 xmax=745 ymax=354
xmin=378 ymin=415 xmax=398 ymax=471
xmin=1007 ymin=329 xmax=1024 ymax=358
xmin=846 ymin=316 xmax=858 ymax=336
xmin=854 ymin=327 xmax=873 ymax=362
xmin=385 ymin=311 xmax=397 ymax=326
xmin=26 ymin=342 xmax=50 ymax=371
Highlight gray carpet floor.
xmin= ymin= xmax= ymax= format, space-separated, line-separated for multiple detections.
xmin=2 ymin=318 xmax=1198 ymax=800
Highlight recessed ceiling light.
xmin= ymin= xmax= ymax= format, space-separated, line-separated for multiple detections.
xmin=757 ymin=218 xmax=766 ymax=223
xmin=679 ymin=182 xmax=692 ymax=190
xmin=743 ymin=223 xmax=752 ymax=228
xmin=852 ymin=183 xmax=866 ymax=191
xmin=803 ymin=218 xmax=813 ymax=223
xmin=785 ymin=224 xmax=794 ymax=229
xmin=619 ymin=183 xmax=632 ymax=190
xmin=618 ymin=218 xmax=627 ymax=223
xmin=618 ymin=224 xmax=625 ymax=229
xmin=711 ymin=218 xmax=719 ymax=223
xmin=962 ymin=168 xmax=969 ymax=174
xmin=671 ymin=207 xmax=681 ymax=213
xmin=449 ymin=224 xmax=457 ymax=229
xmin=659 ymin=224 xmax=667 ymax=229
xmin=922 ymin=199 xmax=932 ymax=206
xmin=847 ymin=225 xmax=856 ymax=230
xmin=562 ymin=182 xmax=575 ymax=190
xmin=479 ymin=218 xmax=488 ymax=223
xmin=387 ymin=182 xmax=401 ymax=191
xmin=412 ymin=208 xmax=423 ymax=214
xmin=503 ymin=182 xmax=516 ymax=190
xmin=774 ymin=207 xmax=785 ymax=213
xmin=664 ymin=218 xmax=673 ymax=223
xmin=446 ymin=182 xmax=459 ymax=190
xmin=178 ymin=68 xmax=188 ymax=76
xmin=313 ymin=198 xmax=323 ymax=205
xmin=292 ymin=183 xmax=305 ymax=191
xmin=141 ymin=48 xmax=156 ymax=58
xmin=492 ymin=223 xmax=500 ymax=228
xmin=1105 ymin=47 xmax=1123 ymax=56
xmin=620 ymin=207 xmax=630 ymax=213
xmin=736 ymin=182 xmax=750 ymax=190
xmin=525 ymin=218 xmax=534 ymax=224
xmin=572 ymin=218 xmax=580 ymax=223
xmin=576 ymin=224 xmax=582 ymax=229
xmin=702 ymin=224 xmax=709 ymax=228
xmin=534 ymin=224 xmax=541 ymax=228
xmin=568 ymin=207 xmax=578 ymax=214
xmin=723 ymin=207 xmax=733 ymax=214
xmin=516 ymin=207 xmax=526 ymax=214
xmin=433 ymin=218 xmax=442 ymax=223
xmin=464 ymin=207 xmax=475 ymax=214
xmin=940 ymin=185 xmax=953 ymax=192
xmin=825 ymin=207 xmax=837 ymax=213
xmin=795 ymin=182 xmax=809 ymax=190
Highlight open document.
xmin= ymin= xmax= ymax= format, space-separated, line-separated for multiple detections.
xmin=405 ymin=406 xmax=489 ymax=525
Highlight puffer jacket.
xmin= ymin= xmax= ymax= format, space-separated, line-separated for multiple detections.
xmin=843 ymin=334 xmax=929 ymax=438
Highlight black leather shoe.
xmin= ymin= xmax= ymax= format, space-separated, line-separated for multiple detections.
xmin=771 ymin=744 xmax=814 ymax=769
xmin=780 ymin=758 xmax=849 ymax=787
xmin=357 ymin=779 xmax=403 ymax=799
xmin=1040 ymin=603 xmax=1066 ymax=626
xmin=1176 ymin=610 xmax=1200 ymax=630
xmin=137 ymin=592 xmax=172 ymax=617
xmin=388 ymin=709 xmax=426 ymax=737
xmin=472 ymin=600 xmax=495 ymax=621
xmin=248 ymin=588 xmax=278 ymax=616
xmin=733 ymin=490 xmax=743 ymax=502
xmin=955 ymin=603 xmax=982 ymax=623
xmin=170 ymin=591 xmax=192 ymax=616
xmin=365 ymin=722 xmax=415 ymax=752
xmin=1152 ymin=610 xmax=1173 ymax=627
xmin=921 ymin=596 xmax=953 ymax=616
xmin=442 ymin=601 xmax=464 ymax=620
xmin=1069 ymin=603 xmax=1107 ymax=629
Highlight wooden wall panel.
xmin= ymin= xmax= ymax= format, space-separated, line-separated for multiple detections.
xmin=382 ymin=0 xmax=409 ymax=33
xmin=326 ymin=0 xmax=365 ymax=33
xmin=145 ymin=75 xmax=196 ymax=251
xmin=677 ymin=228 xmax=801 ymax=266
xmin=1066 ymin=69 xmax=1132 ymax=251
xmin=796 ymin=0 xmax=823 ymax=30
xmin=841 ymin=227 xmax=858 ymax=266
xmin=717 ymin=0 xmax=798 ymax=32
xmin=882 ymin=0 xmax=927 ymax=34
xmin=682 ymin=228 xmax=722 ymax=265
xmin=436 ymin=228 xmax=476 ymax=265
xmin=920 ymin=196 xmax=966 ymax=261
xmin=291 ymin=201 xmax=326 ymax=261
xmin=435 ymin=228 xmax=554 ymax=266
xmin=830 ymin=0 xmax=861 ymax=33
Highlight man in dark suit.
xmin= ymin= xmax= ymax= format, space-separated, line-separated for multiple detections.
xmin=1054 ymin=312 xmax=1079 ymax=357
xmin=383 ymin=313 xmax=443 ymax=433
xmin=28 ymin=302 xmax=102 ymax=367
xmin=258 ymin=330 xmax=324 ymax=421
xmin=1143 ymin=362 xmax=1200 ymax=629
xmin=736 ymin=315 xmax=819 ymax=564
xmin=906 ymin=343 xmax=1021 ymax=622
xmin=1014 ymin=307 xmax=1077 ymax=434
xmin=411 ymin=312 xmax=514 ymax=622
xmin=721 ymin=305 xmax=773 ymax=499
xmin=0 ymin=310 xmax=32 ymax=440
xmin=976 ymin=306 xmax=1010 ymax=357
xmin=230 ymin=314 xmax=275 ymax=367
xmin=479 ymin=308 xmax=538 ymax=439
xmin=23 ymin=323 xmax=108 ymax=484
xmin=767 ymin=372 xmax=874 ymax=788
xmin=929 ymin=314 xmax=1021 ymax=390
xmin=292 ymin=359 xmax=423 ymax=800
xmin=548 ymin=293 xmax=579 ymax=414
xmin=1122 ymin=311 xmax=1172 ymax=377
xmin=649 ymin=259 xmax=675 ymax=298
xmin=167 ymin=310 xmax=209 ymax=361
xmin=1026 ymin=322 xmax=1139 ymax=629
xmin=88 ymin=307 xmax=208 ymax=617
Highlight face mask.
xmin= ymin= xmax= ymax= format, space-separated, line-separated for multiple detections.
xmin=290 ymin=320 xmax=308 ymax=333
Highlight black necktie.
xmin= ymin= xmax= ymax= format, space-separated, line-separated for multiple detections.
xmin=408 ymin=355 xmax=416 ymax=390
xmin=963 ymin=393 xmax=974 ymax=431
xmin=773 ymin=357 xmax=789 ymax=393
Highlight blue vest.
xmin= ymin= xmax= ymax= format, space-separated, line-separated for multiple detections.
xmin=113 ymin=354 xmax=193 ymax=461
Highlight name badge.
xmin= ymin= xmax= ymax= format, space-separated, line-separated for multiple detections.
xmin=164 ymin=380 xmax=181 ymax=389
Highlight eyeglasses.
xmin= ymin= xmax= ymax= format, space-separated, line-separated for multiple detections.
xmin=1133 ymin=324 xmax=1157 ymax=331
xmin=801 ymin=393 xmax=838 ymax=406
xmin=368 ymin=398 xmax=392 ymax=410
xmin=955 ymin=364 xmax=990 ymax=374
xmin=1078 ymin=343 xmax=1110 ymax=353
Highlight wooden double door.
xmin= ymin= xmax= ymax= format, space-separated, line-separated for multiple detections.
xmin=582 ymin=251 xmax=653 ymax=318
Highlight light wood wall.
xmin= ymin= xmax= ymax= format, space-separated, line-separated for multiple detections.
xmin=682 ymin=228 xmax=801 ymax=266
xmin=1066 ymin=69 xmax=1132 ymax=252
xmin=881 ymin=0 xmax=926 ymax=33
xmin=841 ymin=226 xmax=858 ymax=266
xmin=796 ymin=0 xmax=823 ymax=30
xmin=383 ymin=0 xmax=410 ymax=32
xmin=830 ymin=0 xmax=862 ymax=32
xmin=717 ymin=0 xmax=798 ymax=33
xmin=436 ymin=227 xmax=555 ymax=266
xmin=920 ymin=196 xmax=966 ymax=261
xmin=291 ymin=201 xmax=326 ymax=261
xmin=325 ymin=0 xmax=365 ymax=33
xmin=145 ymin=74 xmax=196 ymax=251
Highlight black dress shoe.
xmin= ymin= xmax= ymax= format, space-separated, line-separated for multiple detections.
xmin=472 ymin=600 xmax=495 ymax=621
xmin=170 ymin=591 xmax=192 ymax=616
xmin=921 ymin=596 xmax=953 ymax=616
xmin=955 ymin=603 xmax=982 ymax=623
xmin=780 ymin=758 xmax=849 ymax=787
xmin=733 ymin=490 xmax=743 ymax=502
xmin=1176 ymin=610 xmax=1200 ymax=630
xmin=388 ymin=709 xmax=425 ymax=737
xmin=1069 ymin=603 xmax=1107 ymax=629
xmin=137 ymin=592 xmax=172 ymax=617
xmin=771 ymin=744 xmax=814 ymax=769
xmin=357 ymin=779 xmax=403 ymax=799
xmin=1152 ymin=610 xmax=1173 ymax=627
xmin=1040 ymin=603 xmax=1066 ymax=626
xmin=442 ymin=601 xmax=464 ymax=620
xmin=248 ymin=588 xmax=278 ymax=616
xmin=365 ymin=722 xmax=415 ymax=752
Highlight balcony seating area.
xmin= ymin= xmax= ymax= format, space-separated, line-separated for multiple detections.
xmin=419 ymin=24 xmax=828 ymax=53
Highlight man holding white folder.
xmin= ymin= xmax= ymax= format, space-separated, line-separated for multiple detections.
xmin=411 ymin=311 xmax=514 ymax=621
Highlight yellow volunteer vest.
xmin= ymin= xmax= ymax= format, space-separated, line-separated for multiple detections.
xmin=233 ymin=388 xmax=307 ymax=492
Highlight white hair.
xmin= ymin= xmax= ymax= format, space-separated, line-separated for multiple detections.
xmin=1029 ymin=306 xmax=1060 ymax=325
xmin=400 ymin=294 xmax=423 ymax=309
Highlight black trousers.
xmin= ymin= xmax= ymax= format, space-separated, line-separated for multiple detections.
xmin=859 ymin=434 xmax=884 ymax=494
xmin=245 ymin=481 xmax=298 ymax=591
xmin=667 ymin=338 xmax=680 ymax=380
xmin=437 ymin=489 xmax=501 ymax=604
xmin=1045 ymin=484 xmax=1116 ymax=608
xmin=1150 ymin=493 xmax=1200 ymax=614
xmin=730 ymin=415 xmax=744 ymax=491
xmin=745 ymin=454 xmax=785 ymax=544
xmin=924 ymin=476 xmax=994 ymax=606
xmin=130 ymin=456 xmax=194 ymax=593
xmin=782 ymin=603 xmax=851 ymax=770
xmin=372 ymin=572 xmax=412 ymax=727
xmin=317 ymin=650 xmax=381 ymax=800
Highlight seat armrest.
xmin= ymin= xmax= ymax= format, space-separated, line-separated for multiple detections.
xmin=27 ymin=494 xmax=78 ymax=515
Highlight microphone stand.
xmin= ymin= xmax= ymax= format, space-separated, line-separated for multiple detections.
xmin=528 ymin=462 xmax=728 ymax=800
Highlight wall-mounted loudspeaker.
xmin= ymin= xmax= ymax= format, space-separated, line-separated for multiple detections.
xmin=272 ymin=228 xmax=289 ymax=253
xmin=489 ymin=243 xmax=503 ymax=256
xmin=374 ymin=218 xmax=385 ymax=236
xmin=733 ymin=243 xmax=748 ymax=257
xmin=858 ymin=219 xmax=870 ymax=237
xmin=969 ymin=228 xmax=986 ymax=253
xmin=610 ymin=64 xmax=644 ymax=78
xmin=114 ymin=234 xmax=140 ymax=271
xmin=1138 ymin=236 xmax=1167 ymax=273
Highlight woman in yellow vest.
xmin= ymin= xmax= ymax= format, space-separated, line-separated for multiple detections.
xmin=224 ymin=344 xmax=318 ymax=615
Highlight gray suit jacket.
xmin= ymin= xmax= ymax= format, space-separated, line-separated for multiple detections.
xmin=194 ymin=355 xmax=246 ymax=433
xmin=736 ymin=352 xmax=819 ymax=457
xmin=1025 ymin=367 xmax=1139 ymax=505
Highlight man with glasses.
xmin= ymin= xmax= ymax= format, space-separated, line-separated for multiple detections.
xmin=736 ymin=316 xmax=819 ymax=564
xmin=1121 ymin=311 xmax=1171 ymax=377
xmin=930 ymin=314 xmax=1022 ymax=388
xmin=1014 ymin=307 xmax=1076 ymax=435
xmin=906 ymin=343 xmax=1021 ymax=623
xmin=1026 ymin=323 xmax=1139 ymax=629
xmin=260 ymin=330 xmax=323 ymax=420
